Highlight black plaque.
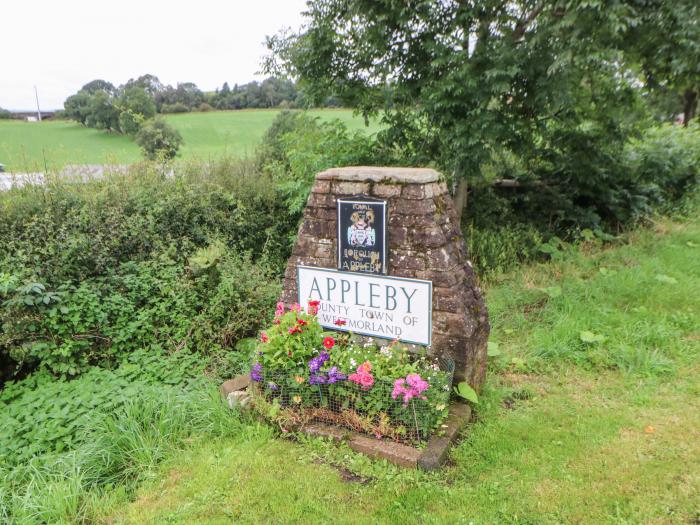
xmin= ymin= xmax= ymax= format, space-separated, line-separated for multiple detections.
xmin=337 ymin=197 xmax=387 ymax=274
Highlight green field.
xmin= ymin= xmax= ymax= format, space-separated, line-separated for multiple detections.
xmin=0 ymin=109 xmax=378 ymax=172
xmin=99 ymin=214 xmax=700 ymax=524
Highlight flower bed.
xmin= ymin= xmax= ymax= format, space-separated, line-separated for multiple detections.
xmin=249 ymin=301 xmax=453 ymax=443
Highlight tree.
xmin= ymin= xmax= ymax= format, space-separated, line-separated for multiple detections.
xmin=80 ymin=79 xmax=116 ymax=95
xmin=622 ymin=0 xmax=700 ymax=125
xmin=124 ymin=74 xmax=164 ymax=96
xmin=85 ymin=90 xmax=120 ymax=130
xmin=118 ymin=86 xmax=157 ymax=134
xmin=135 ymin=118 xmax=183 ymax=160
xmin=63 ymin=91 xmax=93 ymax=125
xmin=265 ymin=1 xmax=649 ymax=224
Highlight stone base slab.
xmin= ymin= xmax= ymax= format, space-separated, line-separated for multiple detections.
xmin=301 ymin=401 xmax=471 ymax=471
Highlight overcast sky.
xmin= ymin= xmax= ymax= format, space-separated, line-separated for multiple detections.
xmin=2 ymin=0 xmax=307 ymax=110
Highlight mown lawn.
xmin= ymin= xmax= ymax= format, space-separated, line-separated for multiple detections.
xmin=101 ymin=216 xmax=700 ymax=524
xmin=0 ymin=109 xmax=377 ymax=171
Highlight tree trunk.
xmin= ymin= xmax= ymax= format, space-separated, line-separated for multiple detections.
xmin=682 ymin=89 xmax=697 ymax=127
xmin=453 ymin=178 xmax=468 ymax=226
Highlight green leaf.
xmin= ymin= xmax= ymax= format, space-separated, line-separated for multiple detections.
xmin=579 ymin=330 xmax=605 ymax=344
xmin=654 ymin=274 xmax=678 ymax=285
xmin=453 ymin=381 xmax=478 ymax=404
xmin=539 ymin=286 xmax=562 ymax=298
xmin=487 ymin=341 xmax=501 ymax=357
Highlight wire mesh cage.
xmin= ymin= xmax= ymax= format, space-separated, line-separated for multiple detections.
xmin=250 ymin=357 xmax=454 ymax=444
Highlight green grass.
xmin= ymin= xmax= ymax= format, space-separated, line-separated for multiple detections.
xmin=0 ymin=109 xmax=378 ymax=172
xmin=95 ymin=215 xmax=700 ymax=524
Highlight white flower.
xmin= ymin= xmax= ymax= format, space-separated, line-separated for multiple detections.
xmin=436 ymin=404 xmax=446 ymax=411
xmin=443 ymin=385 xmax=450 ymax=391
xmin=350 ymin=358 xmax=357 ymax=367
xmin=379 ymin=346 xmax=392 ymax=357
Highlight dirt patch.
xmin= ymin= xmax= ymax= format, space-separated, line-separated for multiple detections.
xmin=313 ymin=459 xmax=372 ymax=484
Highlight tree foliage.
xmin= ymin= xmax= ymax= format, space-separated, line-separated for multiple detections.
xmin=265 ymin=0 xmax=698 ymax=231
xmin=135 ymin=117 xmax=183 ymax=160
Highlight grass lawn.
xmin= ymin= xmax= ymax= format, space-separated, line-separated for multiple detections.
xmin=101 ymin=215 xmax=700 ymax=524
xmin=0 ymin=109 xmax=378 ymax=172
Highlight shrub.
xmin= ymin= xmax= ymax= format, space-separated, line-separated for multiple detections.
xmin=135 ymin=117 xmax=183 ymax=160
xmin=258 ymin=111 xmax=376 ymax=213
xmin=0 ymin=108 xmax=11 ymax=119
xmin=623 ymin=123 xmax=700 ymax=212
xmin=159 ymin=102 xmax=190 ymax=114
xmin=118 ymin=109 xmax=145 ymax=135
xmin=0 ymin=162 xmax=295 ymax=380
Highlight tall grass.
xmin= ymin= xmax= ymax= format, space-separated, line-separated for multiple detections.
xmin=0 ymin=385 xmax=242 ymax=523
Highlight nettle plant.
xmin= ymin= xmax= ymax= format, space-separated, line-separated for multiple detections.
xmin=251 ymin=302 xmax=452 ymax=443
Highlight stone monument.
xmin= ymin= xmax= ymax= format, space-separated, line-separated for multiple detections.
xmin=281 ymin=166 xmax=489 ymax=390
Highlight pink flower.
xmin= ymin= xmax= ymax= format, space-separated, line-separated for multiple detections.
xmin=290 ymin=303 xmax=303 ymax=313
xmin=260 ymin=332 xmax=269 ymax=343
xmin=348 ymin=362 xmax=374 ymax=390
xmin=392 ymin=373 xmax=430 ymax=406
xmin=275 ymin=302 xmax=285 ymax=317
xmin=359 ymin=373 xmax=374 ymax=388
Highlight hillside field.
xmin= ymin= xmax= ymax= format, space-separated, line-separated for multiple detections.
xmin=0 ymin=109 xmax=379 ymax=172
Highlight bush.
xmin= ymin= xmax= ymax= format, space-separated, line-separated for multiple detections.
xmin=0 ymin=108 xmax=11 ymax=119
xmin=135 ymin=117 xmax=183 ymax=160
xmin=159 ymin=102 xmax=190 ymax=114
xmin=258 ymin=111 xmax=376 ymax=213
xmin=623 ymin=123 xmax=700 ymax=212
xmin=0 ymin=162 xmax=296 ymax=380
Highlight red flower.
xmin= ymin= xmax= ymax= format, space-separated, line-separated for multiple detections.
xmin=288 ymin=325 xmax=302 ymax=335
xmin=307 ymin=300 xmax=320 ymax=315
xmin=260 ymin=331 xmax=269 ymax=343
xmin=334 ymin=319 xmax=347 ymax=327
xmin=322 ymin=336 xmax=335 ymax=350
xmin=297 ymin=319 xmax=307 ymax=326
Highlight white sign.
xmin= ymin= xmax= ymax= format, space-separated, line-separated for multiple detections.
xmin=297 ymin=266 xmax=432 ymax=346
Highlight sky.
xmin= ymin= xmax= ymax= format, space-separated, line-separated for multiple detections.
xmin=2 ymin=0 xmax=307 ymax=110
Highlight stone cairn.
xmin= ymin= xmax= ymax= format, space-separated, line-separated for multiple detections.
xmin=281 ymin=167 xmax=489 ymax=389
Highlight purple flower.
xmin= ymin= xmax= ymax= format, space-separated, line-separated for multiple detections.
xmin=308 ymin=351 xmax=330 ymax=374
xmin=309 ymin=372 xmax=327 ymax=385
xmin=251 ymin=362 xmax=263 ymax=382
xmin=267 ymin=382 xmax=279 ymax=391
xmin=326 ymin=367 xmax=346 ymax=384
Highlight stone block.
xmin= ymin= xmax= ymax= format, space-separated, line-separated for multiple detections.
xmin=348 ymin=435 xmax=421 ymax=468
xmin=317 ymin=166 xmax=440 ymax=184
xmin=220 ymin=374 xmax=251 ymax=397
xmin=307 ymin=192 xmax=337 ymax=209
xmin=372 ymin=183 xmax=402 ymax=198
xmin=312 ymin=180 xmax=331 ymax=193
xmin=333 ymin=181 xmax=371 ymax=195
xmin=417 ymin=402 xmax=471 ymax=471
xmin=411 ymin=226 xmax=447 ymax=249
xmin=402 ymin=184 xmax=426 ymax=199
xmin=395 ymin=198 xmax=436 ymax=216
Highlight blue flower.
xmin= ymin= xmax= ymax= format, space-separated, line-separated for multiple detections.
xmin=251 ymin=362 xmax=263 ymax=382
